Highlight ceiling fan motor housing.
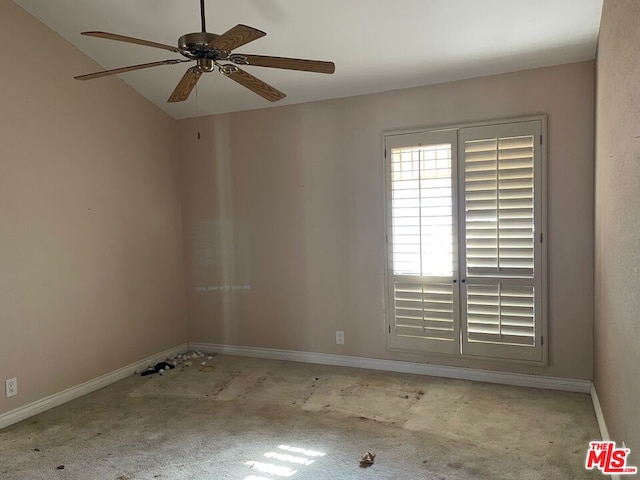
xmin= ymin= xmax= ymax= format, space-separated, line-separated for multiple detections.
xmin=178 ymin=32 xmax=223 ymax=64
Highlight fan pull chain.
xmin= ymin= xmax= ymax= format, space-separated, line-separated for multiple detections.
xmin=195 ymin=82 xmax=201 ymax=140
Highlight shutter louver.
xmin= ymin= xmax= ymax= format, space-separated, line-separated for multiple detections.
xmin=464 ymin=136 xmax=534 ymax=278
xmin=393 ymin=280 xmax=455 ymax=341
xmin=466 ymin=283 xmax=535 ymax=346
xmin=390 ymin=144 xmax=454 ymax=277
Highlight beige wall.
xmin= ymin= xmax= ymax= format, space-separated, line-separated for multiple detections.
xmin=0 ymin=2 xmax=187 ymax=415
xmin=179 ymin=61 xmax=595 ymax=379
xmin=595 ymin=0 xmax=640 ymax=460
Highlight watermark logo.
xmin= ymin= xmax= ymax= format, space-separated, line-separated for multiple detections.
xmin=585 ymin=441 xmax=637 ymax=475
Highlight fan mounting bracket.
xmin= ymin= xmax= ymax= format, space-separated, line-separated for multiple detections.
xmin=229 ymin=54 xmax=249 ymax=65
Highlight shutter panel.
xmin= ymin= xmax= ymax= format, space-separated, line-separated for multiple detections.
xmin=393 ymin=279 xmax=455 ymax=342
xmin=386 ymin=130 xmax=459 ymax=354
xmin=459 ymin=121 xmax=543 ymax=362
xmin=464 ymin=136 xmax=534 ymax=277
xmin=466 ymin=283 xmax=535 ymax=345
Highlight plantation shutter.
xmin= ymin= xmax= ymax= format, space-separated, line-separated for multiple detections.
xmin=385 ymin=130 xmax=460 ymax=354
xmin=458 ymin=120 xmax=544 ymax=361
xmin=384 ymin=118 xmax=545 ymax=364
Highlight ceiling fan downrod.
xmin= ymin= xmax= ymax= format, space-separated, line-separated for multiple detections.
xmin=200 ymin=0 xmax=206 ymax=33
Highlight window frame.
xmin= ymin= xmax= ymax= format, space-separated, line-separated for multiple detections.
xmin=383 ymin=115 xmax=548 ymax=365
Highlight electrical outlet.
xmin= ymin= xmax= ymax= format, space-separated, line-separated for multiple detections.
xmin=5 ymin=378 xmax=17 ymax=398
xmin=336 ymin=330 xmax=344 ymax=345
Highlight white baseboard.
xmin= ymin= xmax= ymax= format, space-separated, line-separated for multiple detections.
xmin=0 ymin=343 xmax=188 ymax=431
xmin=591 ymin=383 xmax=611 ymax=441
xmin=190 ymin=343 xmax=592 ymax=393
xmin=591 ymin=384 xmax=622 ymax=480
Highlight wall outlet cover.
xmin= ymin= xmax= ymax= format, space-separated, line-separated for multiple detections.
xmin=5 ymin=378 xmax=17 ymax=398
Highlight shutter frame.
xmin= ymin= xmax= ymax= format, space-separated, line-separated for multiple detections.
xmin=384 ymin=116 xmax=547 ymax=365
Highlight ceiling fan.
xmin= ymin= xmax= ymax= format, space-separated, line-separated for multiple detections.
xmin=75 ymin=0 xmax=335 ymax=103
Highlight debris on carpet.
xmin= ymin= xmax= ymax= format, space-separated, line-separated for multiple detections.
xmin=360 ymin=451 xmax=376 ymax=467
xmin=138 ymin=362 xmax=175 ymax=377
xmin=135 ymin=351 xmax=217 ymax=377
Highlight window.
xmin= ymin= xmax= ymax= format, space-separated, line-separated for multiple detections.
xmin=385 ymin=118 xmax=546 ymax=363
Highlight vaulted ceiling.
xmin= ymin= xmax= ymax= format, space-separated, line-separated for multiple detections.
xmin=13 ymin=0 xmax=603 ymax=119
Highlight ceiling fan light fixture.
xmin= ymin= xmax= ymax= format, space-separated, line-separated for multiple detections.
xmin=197 ymin=58 xmax=216 ymax=72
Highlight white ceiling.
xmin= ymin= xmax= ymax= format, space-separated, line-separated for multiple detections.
xmin=13 ymin=0 xmax=603 ymax=120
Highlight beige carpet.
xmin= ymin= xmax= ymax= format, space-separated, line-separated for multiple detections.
xmin=0 ymin=354 xmax=605 ymax=479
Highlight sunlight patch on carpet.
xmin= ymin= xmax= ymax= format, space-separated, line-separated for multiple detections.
xmin=244 ymin=444 xmax=326 ymax=479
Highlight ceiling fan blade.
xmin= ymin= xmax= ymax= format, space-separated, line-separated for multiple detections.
xmin=168 ymin=67 xmax=203 ymax=103
xmin=238 ymin=54 xmax=335 ymax=74
xmin=224 ymin=67 xmax=286 ymax=102
xmin=211 ymin=24 xmax=266 ymax=53
xmin=82 ymin=31 xmax=186 ymax=55
xmin=75 ymin=59 xmax=190 ymax=81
